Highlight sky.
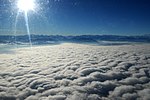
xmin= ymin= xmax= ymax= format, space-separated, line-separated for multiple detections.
xmin=0 ymin=0 xmax=150 ymax=36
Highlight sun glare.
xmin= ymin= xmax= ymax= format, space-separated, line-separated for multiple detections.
xmin=17 ymin=0 xmax=35 ymax=12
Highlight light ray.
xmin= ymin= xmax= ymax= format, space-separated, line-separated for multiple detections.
xmin=24 ymin=11 xmax=32 ymax=47
xmin=14 ymin=11 xmax=20 ymax=45
xmin=16 ymin=0 xmax=36 ymax=47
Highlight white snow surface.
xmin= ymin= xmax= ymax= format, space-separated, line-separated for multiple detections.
xmin=0 ymin=43 xmax=150 ymax=100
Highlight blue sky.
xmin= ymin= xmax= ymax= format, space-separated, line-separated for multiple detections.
xmin=0 ymin=0 xmax=150 ymax=35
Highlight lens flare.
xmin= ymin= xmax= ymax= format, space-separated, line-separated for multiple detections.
xmin=17 ymin=0 xmax=35 ymax=12
xmin=15 ymin=0 xmax=36 ymax=47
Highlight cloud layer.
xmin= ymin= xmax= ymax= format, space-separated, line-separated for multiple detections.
xmin=0 ymin=43 xmax=150 ymax=100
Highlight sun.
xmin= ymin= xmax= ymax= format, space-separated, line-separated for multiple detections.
xmin=17 ymin=0 xmax=35 ymax=12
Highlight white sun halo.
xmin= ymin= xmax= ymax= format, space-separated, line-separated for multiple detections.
xmin=17 ymin=0 xmax=35 ymax=12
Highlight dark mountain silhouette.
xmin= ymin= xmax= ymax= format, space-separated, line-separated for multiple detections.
xmin=0 ymin=35 xmax=150 ymax=45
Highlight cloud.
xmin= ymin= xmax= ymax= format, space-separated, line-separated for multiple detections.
xmin=109 ymin=85 xmax=135 ymax=97
xmin=138 ymin=89 xmax=150 ymax=100
xmin=0 ymin=43 xmax=150 ymax=99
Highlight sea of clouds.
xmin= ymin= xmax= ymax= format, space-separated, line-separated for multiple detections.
xmin=0 ymin=43 xmax=150 ymax=100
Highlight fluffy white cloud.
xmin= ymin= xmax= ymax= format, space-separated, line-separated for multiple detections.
xmin=0 ymin=43 xmax=150 ymax=100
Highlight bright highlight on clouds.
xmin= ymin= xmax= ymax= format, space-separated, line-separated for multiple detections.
xmin=17 ymin=0 xmax=35 ymax=12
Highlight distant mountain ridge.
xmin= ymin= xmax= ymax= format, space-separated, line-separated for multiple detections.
xmin=0 ymin=35 xmax=150 ymax=45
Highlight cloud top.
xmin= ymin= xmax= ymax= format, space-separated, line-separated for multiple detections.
xmin=0 ymin=43 xmax=150 ymax=100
